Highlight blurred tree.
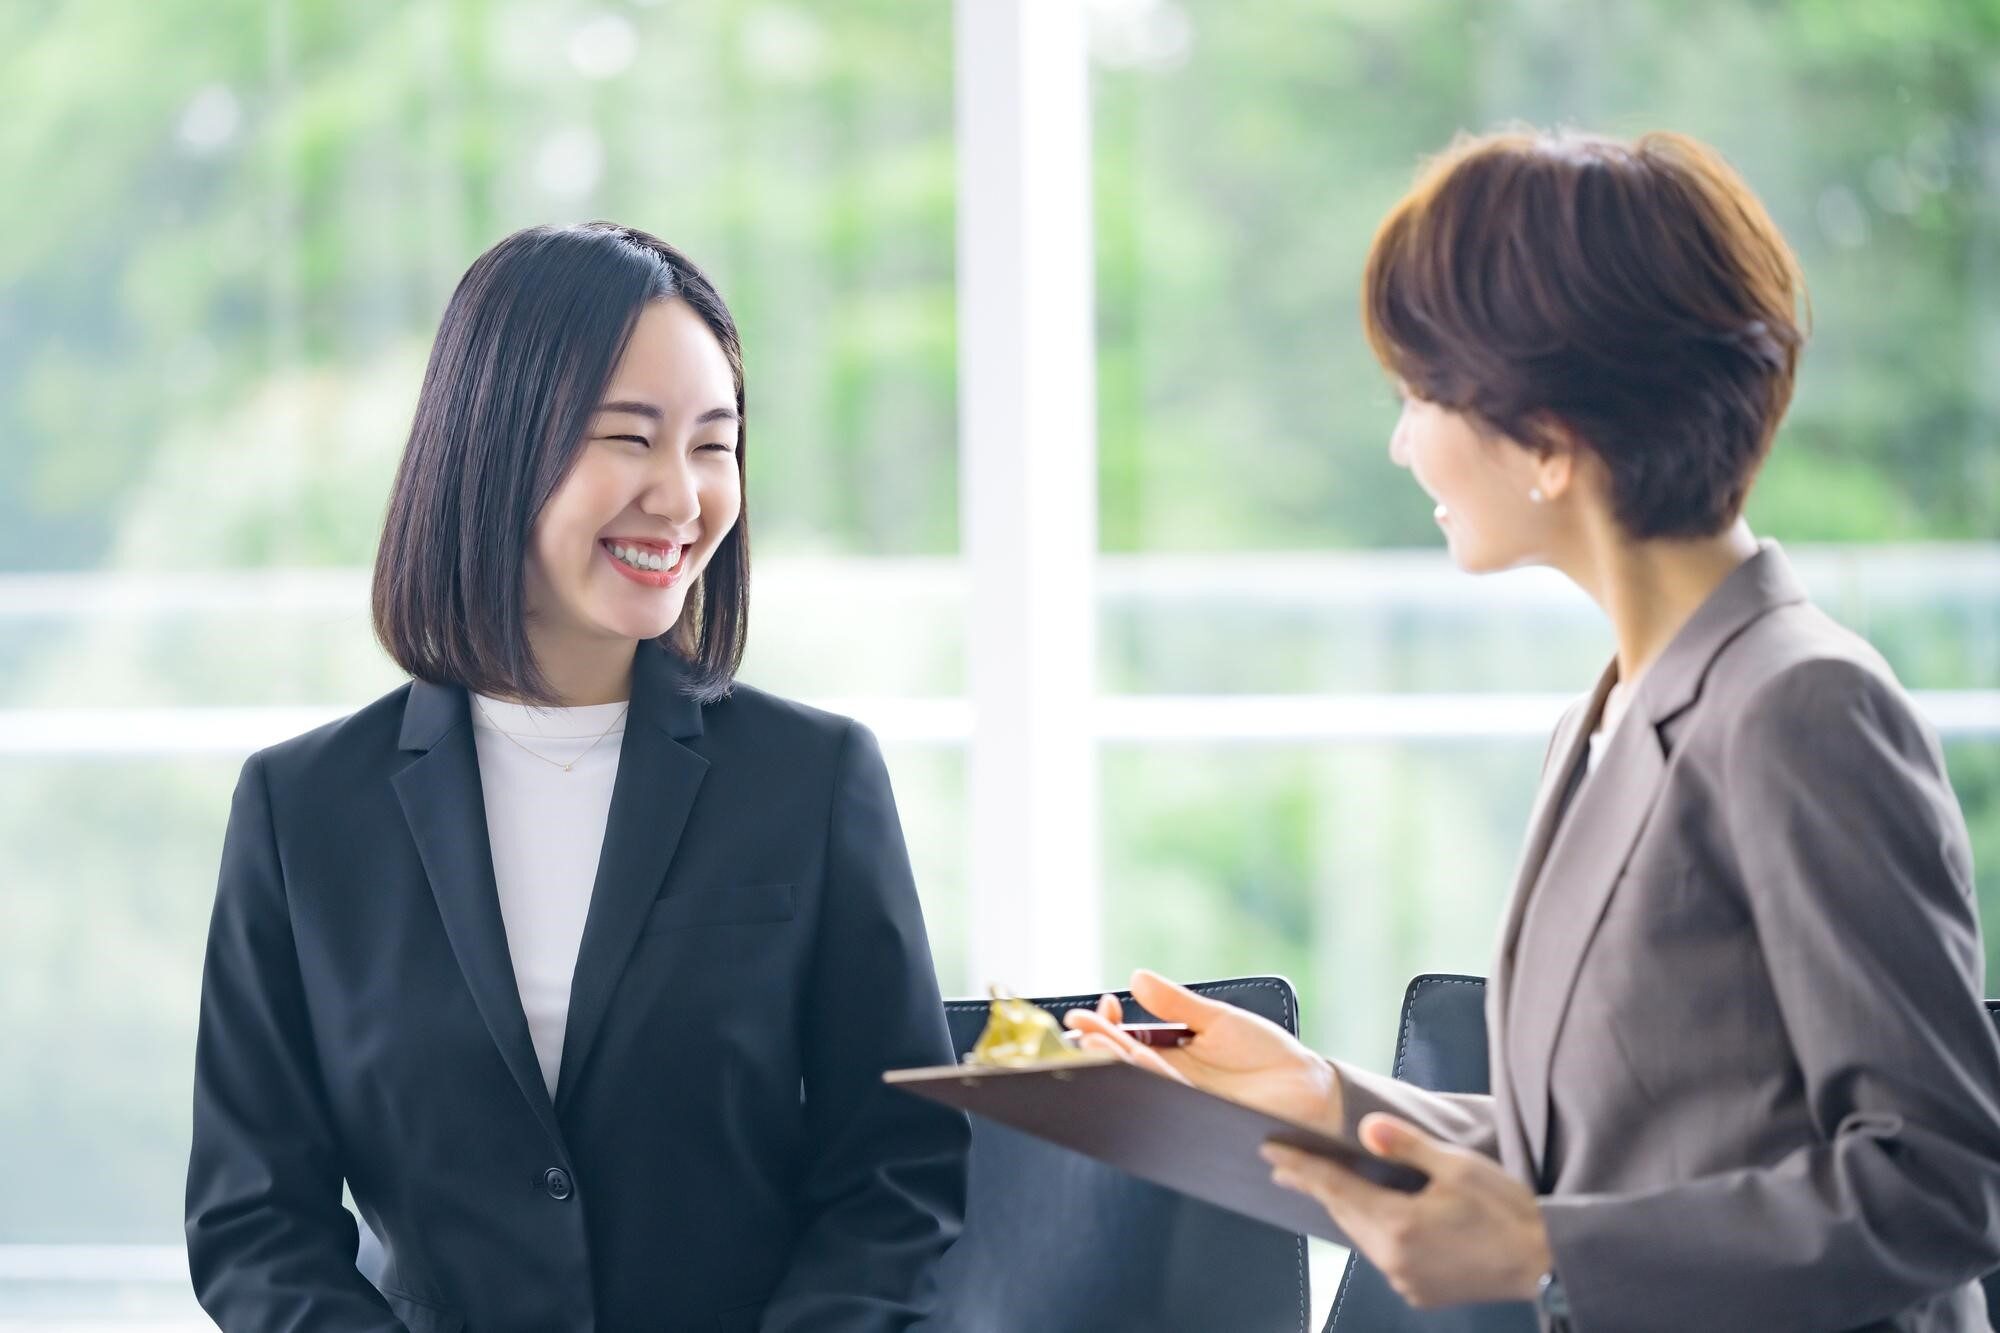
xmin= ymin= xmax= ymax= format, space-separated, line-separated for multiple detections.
xmin=0 ymin=0 xmax=958 ymax=573
xmin=1092 ymin=0 xmax=2000 ymax=551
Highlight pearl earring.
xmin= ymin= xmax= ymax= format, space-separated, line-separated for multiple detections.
xmin=1529 ymin=487 xmax=1545 ymax=503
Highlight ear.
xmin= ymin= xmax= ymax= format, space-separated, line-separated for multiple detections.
xmin=1526 ymin=416 xmax=1583 ymax=503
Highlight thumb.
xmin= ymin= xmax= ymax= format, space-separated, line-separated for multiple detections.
xmin=1128 ymin=969 xmax=1229 ymax=1028
xmin=1358 ymin=1113 xmax=1455 ymax=1174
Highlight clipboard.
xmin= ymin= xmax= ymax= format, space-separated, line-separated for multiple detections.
xmin=884 ymin=1056 xmax=1426 ymax=1243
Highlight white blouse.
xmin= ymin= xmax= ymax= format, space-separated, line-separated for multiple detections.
xmin=469 ymin=694 xmax=628 ymax=1098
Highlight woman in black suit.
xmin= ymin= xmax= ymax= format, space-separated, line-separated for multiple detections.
xmin=185 ymin=222 xmax=968 ymax=1333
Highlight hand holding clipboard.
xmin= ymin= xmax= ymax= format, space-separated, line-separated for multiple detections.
xmin=884 ymin=970 xmax=1428 ymax=1245
xmin=1061 ymin=969 xmax=1355 ymax=1135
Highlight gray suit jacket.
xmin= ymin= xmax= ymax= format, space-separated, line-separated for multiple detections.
xmin=1338 ymin=543 xmax=2000 ymax=1332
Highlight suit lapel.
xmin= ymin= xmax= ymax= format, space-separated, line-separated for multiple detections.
xmin=1501 ymin=541 xmax=1810 ymax=1179
xmin=1494 ymin=670 xmax=1614 ymax=980
xmin=1488 ymin=670 xmax=1611 ymax=1179
xmin=553 ymin=643 xmax=709 ymax=1114
xmin=391 ymin=680 xmax=566 ymax=1152
xmin=1505 ymin=696 xmax=1668 ymax=1178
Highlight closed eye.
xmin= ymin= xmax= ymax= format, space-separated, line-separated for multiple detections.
xmin=602 ymin=434 xmax=649 ymax=447
xmin=698 ymin=441 xmax=738 ymax=453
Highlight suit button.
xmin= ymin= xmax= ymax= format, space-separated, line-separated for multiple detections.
xmin=544 ymin=1167 xmax=572 ymax=1200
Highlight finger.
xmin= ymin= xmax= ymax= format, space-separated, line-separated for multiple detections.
xmin=1262 ymin=1143 xmax=1412 ymax=1264
xmin=1059 ymin=999 xmax=1124 ymax=1039
xmin=1128 ymin=969 xmax=1231 ymax=1029
xmin=1066 ymin=1009 xmax=1206 ymax=1086
xmin=1075 ymin=1031 xmax=1185 ymax=1082
xmin=1260 ymin=1142 xmax=1387 ymax=1213
xmin=1357 ymin=1113 xmax=1460 ymax=1177
xmin=1062 ymin=1007 xmax=1123 ymax=1040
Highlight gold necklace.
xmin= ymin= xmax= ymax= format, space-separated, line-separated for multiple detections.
xmin=475 ymin=698 xmax=629 ymax=773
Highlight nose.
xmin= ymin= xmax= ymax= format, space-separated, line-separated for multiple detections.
xmin=640 ymin=451 xmax=701 ymax=530
xmin=1388 ymin=409 xmax=1412 ymax=470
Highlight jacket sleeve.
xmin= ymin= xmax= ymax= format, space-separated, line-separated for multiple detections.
xmin=1540 ymin=657 xmax=2000 ymax=1332
xmin=185 ymin=753 xmax=407 ymax=1332
xmin=1333 ymin=1065 xmax=1500 ymax=1159
xmin=759 ymin=721 xmax=970 ymax=1333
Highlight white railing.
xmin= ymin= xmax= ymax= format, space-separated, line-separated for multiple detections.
xmin=4 ymin=689 xmax=1998 ymax=758
xmin=3 ymin=550 xmax=1996 ymax=753
xmin=2 ymin=543 xmax=1992 ymax=615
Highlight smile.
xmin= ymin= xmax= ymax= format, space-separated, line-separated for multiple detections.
xmin=601 ymin=538 xmax=689 ymax=588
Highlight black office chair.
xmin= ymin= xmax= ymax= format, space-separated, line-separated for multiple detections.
xmin=348 ymin=978 xmax=1305 ymax=1330
xmin=923 ymin=976 xmax=1312 ymax=1333
xmin=1323 ymin=974 xmax=1534 ymax=1333
xmin=1326 ymin=977 xmax=2000 ymax=1331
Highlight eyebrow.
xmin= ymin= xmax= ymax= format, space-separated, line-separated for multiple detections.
xmin=598 ymin=400 xmax=662 ymax=420
xmin=598 ymin=400 xmax=739 ymax=428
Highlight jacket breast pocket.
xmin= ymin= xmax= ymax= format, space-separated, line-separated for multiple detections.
xmin=642 ymin=882 xmax=797 ymax=935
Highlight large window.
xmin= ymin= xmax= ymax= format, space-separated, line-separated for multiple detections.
xmin=3 ymin=1 xmax=1994 ymax=1327
xmin=1089 ymin=0 xmax=2000 ymax=1059
xmin=1 ymin=2 xmax=962 ymax=1323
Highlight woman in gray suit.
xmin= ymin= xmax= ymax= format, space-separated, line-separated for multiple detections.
xmin=1068 ymin=129 xmax=2000 ymax=1331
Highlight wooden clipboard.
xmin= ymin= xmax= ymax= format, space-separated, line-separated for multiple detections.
xmin=884 ymin=1056 xmax=1426 ymax=1243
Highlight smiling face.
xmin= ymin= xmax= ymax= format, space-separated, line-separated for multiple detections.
xmin=523 ymin=298 xmax=743 ymax=669
xmin=1388 ymin=392 xmax=1569 ymax=574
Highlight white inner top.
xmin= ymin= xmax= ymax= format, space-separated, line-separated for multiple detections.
xmin=469 ymin=694 xmax=628 ymax=1098
xmin=1587 ymin=679 xmax=1635 ymax=774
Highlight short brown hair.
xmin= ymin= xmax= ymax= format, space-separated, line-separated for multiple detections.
xmin=1362 ymin=128 xmax=1807 ymax=539
xmin=372 ymin=222 xmax=750 ymax=706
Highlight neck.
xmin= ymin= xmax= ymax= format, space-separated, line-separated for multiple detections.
xmin=1560 ymin=516 xmax=1760 ymax=686
xmin=522 ymin=627 xmax=637 ymax=707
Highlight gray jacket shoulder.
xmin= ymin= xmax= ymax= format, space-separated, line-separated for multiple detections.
xmin=1692 ymin=601 xmax=1918 ymax=746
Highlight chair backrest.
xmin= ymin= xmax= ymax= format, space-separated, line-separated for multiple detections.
xmin=923 ymin=976 xmax=1311 ymax=1333
xmin=1327 ymin=979 xmax=2000 ymax=1331
xmin=1324 ymin=975 xmax=1536 ymax=1333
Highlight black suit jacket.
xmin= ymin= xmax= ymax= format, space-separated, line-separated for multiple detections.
xmin=186 ymin=642 xmax=968 ymax=1333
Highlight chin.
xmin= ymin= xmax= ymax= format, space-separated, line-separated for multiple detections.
xmin=1442 ymin=530 xmax=1489 ymax=573
xmin=592 ymin=600 xmax=688 ymax=644
xmin=1445 ymin=538 xmax=1521 ymax=576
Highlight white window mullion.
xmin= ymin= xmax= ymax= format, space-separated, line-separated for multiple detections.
xmin=953 ymin=0 xmax=1102 ymax=995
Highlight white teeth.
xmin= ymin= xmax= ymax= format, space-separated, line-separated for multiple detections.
xmin=607 ymin=542 xmax=678 ymax=573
